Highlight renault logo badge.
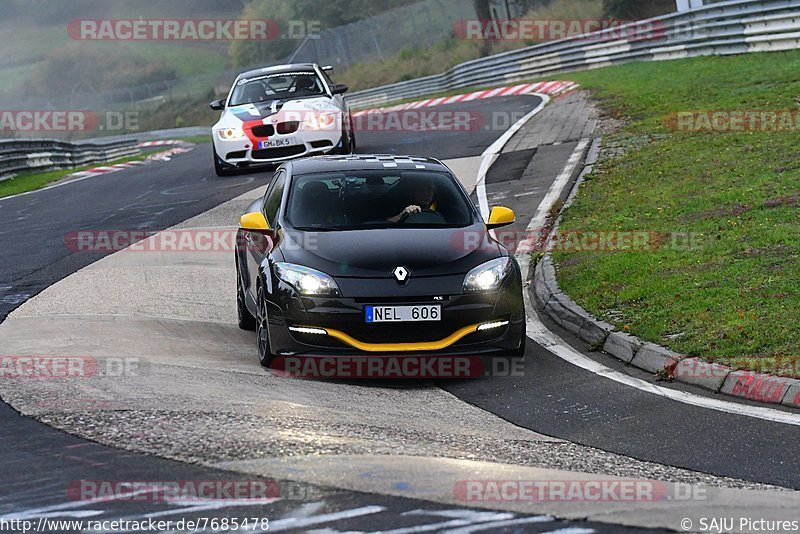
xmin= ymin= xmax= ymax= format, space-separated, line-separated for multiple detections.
xmin=393 ymin=266 xmax=410 ymax=284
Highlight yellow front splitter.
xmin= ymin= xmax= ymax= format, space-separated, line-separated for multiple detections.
xmin=293 ymin=323 xmax=482 ymax=353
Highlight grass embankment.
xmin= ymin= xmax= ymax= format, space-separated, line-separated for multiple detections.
xmin=0 ymin=154 xmax=146 ymax=199
xmin=552 ymin=50 xmax=800 ymax=378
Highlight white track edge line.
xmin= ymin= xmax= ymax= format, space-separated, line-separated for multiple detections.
xmin=473 ymin=102 xmax=800 ymax=426
xmin=476 ymin=94 xmax=550 ymax=219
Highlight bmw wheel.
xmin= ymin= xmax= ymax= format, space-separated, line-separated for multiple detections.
xmin=214 ymin=148 xmax=233 ymax=177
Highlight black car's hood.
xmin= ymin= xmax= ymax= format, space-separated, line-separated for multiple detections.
xmin=279 ymin=223 xmax=503 ymax=278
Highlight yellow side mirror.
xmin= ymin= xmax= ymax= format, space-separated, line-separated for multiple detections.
xmin=239 ymin=212 xmax=270 ymax=232
xmin=487 ymin=206 xmax=515 ymax=229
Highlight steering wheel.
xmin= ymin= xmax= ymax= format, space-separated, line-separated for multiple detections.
xmin=400 ymin=209 xmax=445 ymax=224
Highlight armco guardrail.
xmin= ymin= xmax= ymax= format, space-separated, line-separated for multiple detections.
xmin=0 ymin=139 xmax=140 ymax=181
xmin=347 ymin=0 xmax=800 ymax=108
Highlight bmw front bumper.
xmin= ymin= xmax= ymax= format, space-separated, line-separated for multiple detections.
xmin=215 ymin=132 xmax=344 ymax=167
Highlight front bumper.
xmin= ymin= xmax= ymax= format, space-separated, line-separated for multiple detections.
xmin=214 ymin=131 xmax=343 ymax=166
xmin=264 ymin=272 xmax=524 ymax=357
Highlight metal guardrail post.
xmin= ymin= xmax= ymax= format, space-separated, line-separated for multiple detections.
xmin=346 ymin=0 xmax=800 ymax=108
xmin=0 ymin=139 xmax=141 ymax=181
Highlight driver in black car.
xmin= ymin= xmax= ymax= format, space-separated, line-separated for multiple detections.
xmin=387 ymin=178 xmax=438 ymax=223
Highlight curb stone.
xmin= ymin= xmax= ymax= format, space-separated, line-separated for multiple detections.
xmin=537 ymin=230 xmax=612 ymax=347
xmin=630 ymin=343 xmax=684 ymax=375
xmin=532 ymin=248 xmax=800 ymax=410
xmin=602 ymin=332 xmax=642 ymax=364
xmin=527 ymin=138 xmax=800 ymax=410
xmin=533 ymin=249 xmax=800 ymax=409
xmin=672 ymin=357 xmax=730 ymax=392
xmin=783 ymin=383 xmax=800 ymax=409
xmin=721 ymin=371 xmax=797 ymax=406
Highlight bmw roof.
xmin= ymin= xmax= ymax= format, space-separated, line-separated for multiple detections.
xmin=286 ymin=154 xmax=450 ymax=175
xmin=236 ymin=63 xmax=322 ymax=81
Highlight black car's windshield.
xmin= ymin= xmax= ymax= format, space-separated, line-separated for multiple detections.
xmin=229 ymin=71 xmax=326 ymax=106
xmin=287 ymin=170 xmax=476 ymax=231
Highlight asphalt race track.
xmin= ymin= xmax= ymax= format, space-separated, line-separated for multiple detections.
xmin=1 ymin=94 xmax=798 ymax=532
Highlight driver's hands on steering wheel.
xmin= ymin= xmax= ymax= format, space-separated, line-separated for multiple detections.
xmin=388 ymin=205 xmax=422 ymax=223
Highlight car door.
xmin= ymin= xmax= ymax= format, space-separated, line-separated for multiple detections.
xmin=244 ymin=170 xmax=286 ymax=297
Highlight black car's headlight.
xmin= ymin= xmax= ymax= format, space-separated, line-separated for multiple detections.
xmin=274 ymin=262 xmax=341 ymax=296
xmin=463 ymin=257 xmax=513 ymax=293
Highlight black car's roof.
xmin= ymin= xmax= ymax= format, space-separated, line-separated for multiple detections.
xmin=237 ymin=63 xmax=320 ymax=81
xmin=287 ymin=155 xmax=450 ymax=175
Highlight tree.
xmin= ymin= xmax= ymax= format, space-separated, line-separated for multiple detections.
xmin=230 ymin=0 xmax=423 ymax=68
xmin=603 ymin=0 xmax=676 ymax=19
xmin=473 ymin=0 xmax=494 ymax=56
xmin=291 ymin=0 xmax=420 ymax=28
xmin=229 ymin=0 xmax=296 ymax=68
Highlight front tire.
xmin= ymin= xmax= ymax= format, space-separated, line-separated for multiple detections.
xmin=348 ymin=117 xmax=357 ymax=154
xmin=256 ymin=283 xmax=274 ymax=368
xmin=339 ymin=131 xmax=352 ymax=155
xmin=339 ymin=118 xmax=356 ymax=155
xmin=214 ymin=148 xmax=233 ymax=176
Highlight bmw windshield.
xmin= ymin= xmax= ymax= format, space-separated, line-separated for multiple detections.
xmin=228 ymin=71 xmax=327 ymax=106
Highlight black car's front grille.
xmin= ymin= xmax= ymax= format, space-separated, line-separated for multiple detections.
xmin=251 ymin=124 xmax=275 ymax=138
xmin=352 ymin=296 xmax=450 ymax=304
xmin=252 ymin=146 xmax=306 ymax=160
xmin=356 ymin=323 xmax=461 ymax=343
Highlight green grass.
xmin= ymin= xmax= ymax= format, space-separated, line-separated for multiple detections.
xmin=550 ymin=50 xmax=800 ymax=378
xmin=0 ymin=154 xmax=146 ymax=199
xmin=177 ymin=135 xmax=212 ymax=145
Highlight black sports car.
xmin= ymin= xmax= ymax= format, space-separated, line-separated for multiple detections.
xmin=235 ymin=154 xmax=525 ymax=368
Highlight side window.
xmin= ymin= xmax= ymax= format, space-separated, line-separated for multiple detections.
xmin=263 ymin=172 xmax=287 ymax=226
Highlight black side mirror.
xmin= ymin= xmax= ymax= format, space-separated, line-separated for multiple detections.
xmin=209 ymin=99 xmax=226 ymax=111
xmin=331 ymin=83 xmax=349 ymax=95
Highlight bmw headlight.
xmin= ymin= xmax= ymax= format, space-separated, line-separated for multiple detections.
xmin=275 ymin=262 xmax=340 ymax=296
xmin=463 ymin=257 xmax=513 ymax=293
xmin=217 ymin=127 xmax=245 ymax=140
xmin=304 ymin=112 xmax=339 ymax=131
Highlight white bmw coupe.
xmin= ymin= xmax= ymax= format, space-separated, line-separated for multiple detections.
xmin=210 ymin=63 xmax=356 ymax=175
